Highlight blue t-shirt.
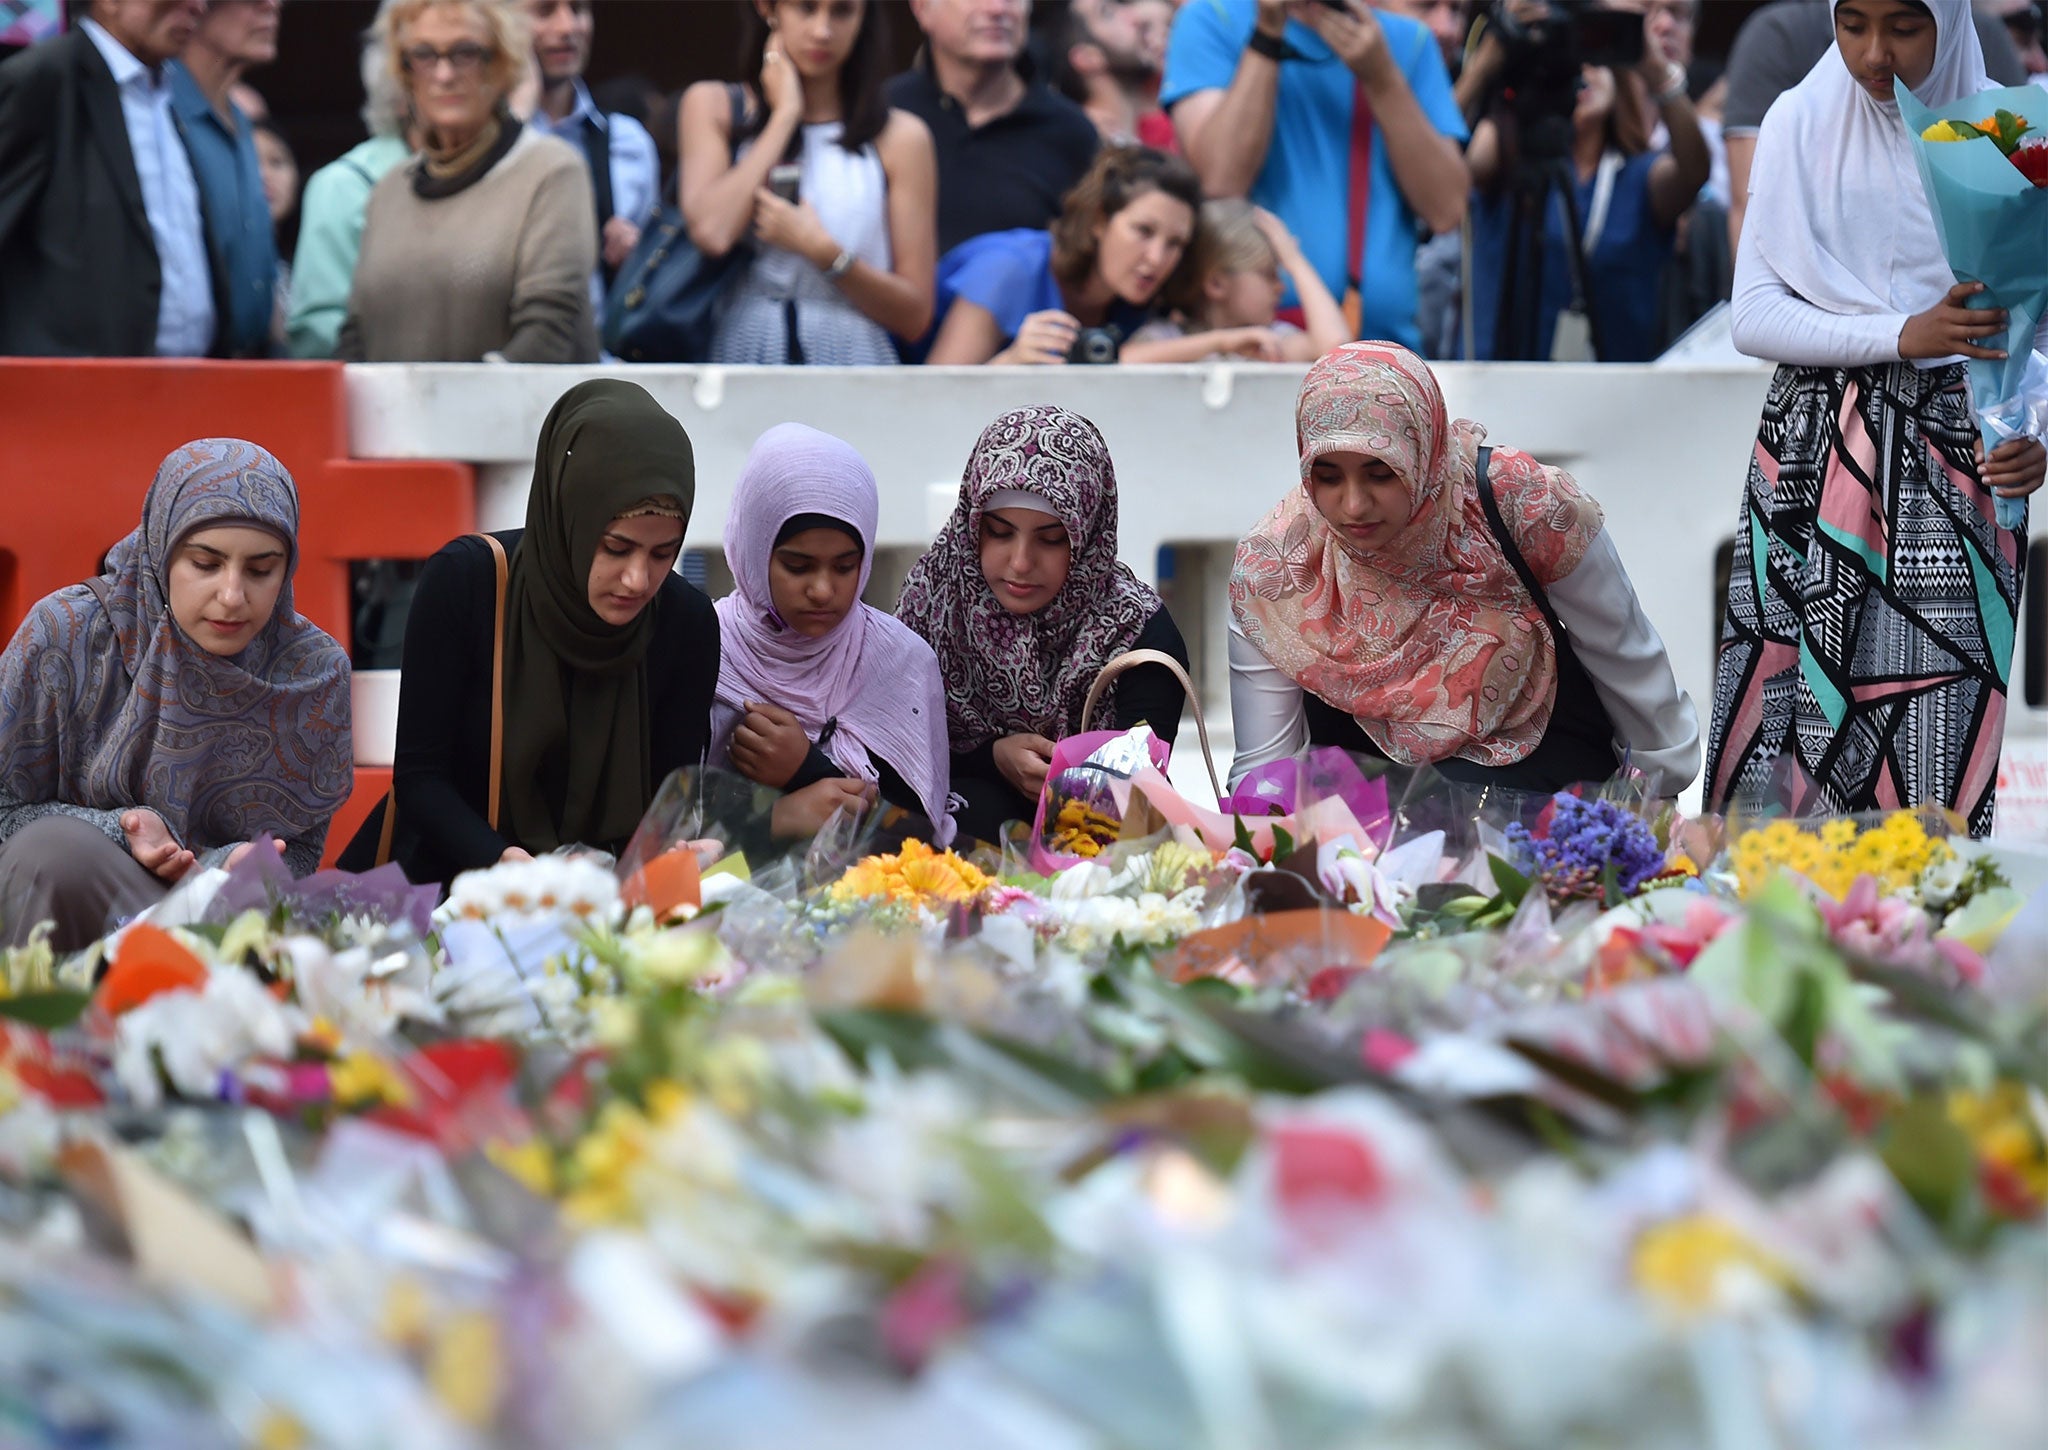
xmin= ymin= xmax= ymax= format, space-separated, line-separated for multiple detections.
xmin=1161 ymin=0 xmax=1467 ymax=352
xmin=1465 ymin=150 xmax=1674 ymax=362
xmin=925 ymin=228 xmax=1149 ymax=358
xmin=167 ymin=62 xmax=276 ymax=358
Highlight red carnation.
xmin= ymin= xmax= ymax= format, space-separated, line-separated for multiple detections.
xmin=2014 ymin=139 xmax=2048 ymax=187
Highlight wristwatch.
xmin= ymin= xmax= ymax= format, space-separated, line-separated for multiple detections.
xmin=1650 ymin=61 xmax=1687 ymax=106
xmin=1246 ymin=28 xmax=1297 ymax=63
xmin=824 ymin=248 xmax=856 ymax=280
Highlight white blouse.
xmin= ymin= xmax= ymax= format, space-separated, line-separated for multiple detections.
xmin=1227 ymin=529 xmax=1702 ymax=796
xmin=1731 ymin=211 xmax=2048 ymax=370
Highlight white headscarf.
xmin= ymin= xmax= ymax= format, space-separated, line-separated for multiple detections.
xmin=1746 ymin=0 xmax=1990 ymax=322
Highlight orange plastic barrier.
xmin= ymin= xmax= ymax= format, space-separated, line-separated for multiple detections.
xmin=0 ymin=360 xmax=472 ymax=645
xmin=0 ymin=360 xmax=475 ymax=865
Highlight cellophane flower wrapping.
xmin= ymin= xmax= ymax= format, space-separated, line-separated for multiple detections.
xmin=1898 ymin=81 xmax=2048 ymax=530
xmin=3 ymin=747 xmax=2048 ymax=1447
xmin=1029 ymin=724 xmax=1171 ymax=873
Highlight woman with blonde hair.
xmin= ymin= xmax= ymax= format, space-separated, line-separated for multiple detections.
xmin=337 ymin=0 xmax=599 ymax=362
xmin=1123 ymin=200 xmax=1351 ymax=364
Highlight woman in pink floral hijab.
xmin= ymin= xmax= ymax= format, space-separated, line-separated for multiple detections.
xmin=1229 ymin=342 xmax=1700 ymax=797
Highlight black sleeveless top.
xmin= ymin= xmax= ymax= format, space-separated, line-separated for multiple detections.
xmin=1301 ymin=446 xmax=1619 ymax=795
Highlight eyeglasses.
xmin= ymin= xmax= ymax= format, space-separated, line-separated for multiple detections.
xmin=402 ymin=42 xmax=493 ymax=76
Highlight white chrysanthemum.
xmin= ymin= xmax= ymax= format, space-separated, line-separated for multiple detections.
xmin=283 ymin=936 xmax=443 ymax=1040
xmin=113 ymin=965 xmax=307 ymax=1109
xmin=436 ymin=854 xmax=622 ymax=929
xmin=1047 ymin=861 xmax=1113 ymax=902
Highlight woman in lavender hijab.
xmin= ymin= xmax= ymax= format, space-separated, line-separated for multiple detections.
xmin=710 ymin=423 xmax=953 ymax=844
xmin=0 ymin=441 xmax=353 ymax=950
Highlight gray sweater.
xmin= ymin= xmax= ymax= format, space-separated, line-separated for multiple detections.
xmin=337 ymin=127 xmax=599 ymax=364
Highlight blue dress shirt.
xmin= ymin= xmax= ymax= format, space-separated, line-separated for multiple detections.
xmin=168 ymin=59 xmax=277 ymax=356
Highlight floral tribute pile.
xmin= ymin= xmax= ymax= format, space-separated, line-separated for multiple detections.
xmin=0 ymin=750 xmax=2044 ymax=1448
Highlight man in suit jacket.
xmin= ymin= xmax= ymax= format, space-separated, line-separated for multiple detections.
xmin=0 ymin=0 xmax=222 ymax=357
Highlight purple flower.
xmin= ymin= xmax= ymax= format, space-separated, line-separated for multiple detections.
xmin=1506 ymin=795 xmax=1664 ymax=899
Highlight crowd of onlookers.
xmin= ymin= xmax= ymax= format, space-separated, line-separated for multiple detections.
xmin=2 ymin=0 xmax=2044 ymax=369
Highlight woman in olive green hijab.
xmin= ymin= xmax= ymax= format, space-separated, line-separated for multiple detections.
xmin=341 ymin=379 xmax=720 ymax=885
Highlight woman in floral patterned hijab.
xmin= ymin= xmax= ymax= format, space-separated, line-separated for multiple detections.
xmin=1229 ymin=342 xmax=1699 ymax=797
xmin=898 ymin=405 xmax=1191 ymax=842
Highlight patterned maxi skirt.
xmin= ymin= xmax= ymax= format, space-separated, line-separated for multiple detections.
xmin=1705 ymin=362 xmax=2026 ymax=837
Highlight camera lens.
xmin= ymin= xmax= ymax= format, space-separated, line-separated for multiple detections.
xmin=1069 ymin=327 xmax=1121 ymax=365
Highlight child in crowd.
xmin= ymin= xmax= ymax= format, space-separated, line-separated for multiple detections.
xmin=1123 ymin=200 xmax=1351 ymax=363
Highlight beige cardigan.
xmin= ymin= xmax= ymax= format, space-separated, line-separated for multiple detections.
xmin=337 ymin=127 xmax=599 ymax=363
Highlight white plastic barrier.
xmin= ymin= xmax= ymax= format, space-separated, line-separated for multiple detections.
xmin=342 ymin=362 xmax=2048 ymax=834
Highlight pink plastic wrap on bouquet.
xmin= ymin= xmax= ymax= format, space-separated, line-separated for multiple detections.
xmin=1028 ymin=727 xmax=1174 ymax=875
xmin=1129 ymin=766 xmax=1377 ymax=861
xmin=1222 ymin=748 xmax=1393 ymax=851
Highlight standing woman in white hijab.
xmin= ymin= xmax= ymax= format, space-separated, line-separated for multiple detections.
xmin=1708 ymin=0 xmax=2047 ymax=835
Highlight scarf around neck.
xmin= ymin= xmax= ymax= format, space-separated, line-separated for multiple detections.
xmin=414 ymin=105 xmax=521 ymax=198
xmin=1230 ymin=342 xmax=1603 ymax=768
xmin=0 ymin=440 xmax=352 ymax=850
xmin=499 ymin=379 xmax=696 ymax=853
xmin=710 ymin=423 xmax=952 ymax=832
xmin=896 ymin=406 xmax=1161 ymax=750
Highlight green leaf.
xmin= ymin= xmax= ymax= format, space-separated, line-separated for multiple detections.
xmin=1879 ymin=1095 xmax=1978 ymax=1231
xmin=1416 ymin=882 xmax=1484 ymax=912
xmin=814 ymin=1007 xmax=947 ymax=1072
xmin=971 ymin=1031 xmax=1117 ymax=1105
xmin=1233 ymin=815 xmax=1256 ymax=856
xmin=1780 ymin=968 xmax=1828 ymax=1072
xmin=1503 ymin=1037 xmax=1643 ymax=1113
xmin=1488 ymin=854 xmax=1533 ymax=906
xmin=0 ymin=991 xmax=91 ymax=1030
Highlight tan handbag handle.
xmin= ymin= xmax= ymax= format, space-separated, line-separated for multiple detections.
xmin=480 ymin=532 xmax=509 ymax=831
xmin=1078 ymin=648 xmax=1221 ymax=800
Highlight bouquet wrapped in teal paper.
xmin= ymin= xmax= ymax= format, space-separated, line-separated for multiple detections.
xmin=1897 ymin=81 xmax=2048 ymax=530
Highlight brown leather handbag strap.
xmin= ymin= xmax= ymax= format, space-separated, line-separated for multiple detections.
xmin=478 ymin=532 xmax=509 ymax=831
xmin=369 ymin=533 xmax=508 ymax=867
xmin=373 ymin=790 xmax=398 ymax=867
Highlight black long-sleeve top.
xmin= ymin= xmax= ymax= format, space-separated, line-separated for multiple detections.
xmin=949 ymin=607 xmax=1191 ymax=780
xmin=947 ymin=605 xmax=1190 ymax=842
xmin=384 ymin=530 xmax=719 ymax=884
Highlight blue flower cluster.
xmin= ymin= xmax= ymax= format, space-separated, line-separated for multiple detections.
xmin=1505 ymin=795 xmax=1665 ymax=899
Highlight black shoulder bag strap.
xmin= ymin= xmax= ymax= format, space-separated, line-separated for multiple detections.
xmin=582 ymin=112 xmax=616 ymax=285
xmin=1474 ymin=445 xmax=1570 ymax=644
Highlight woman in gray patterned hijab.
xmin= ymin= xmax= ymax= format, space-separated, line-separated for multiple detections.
xmin=0 ymin=439 xmax=352 ymax=948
